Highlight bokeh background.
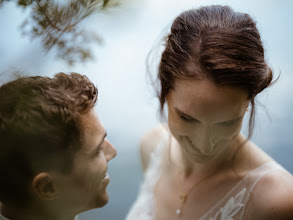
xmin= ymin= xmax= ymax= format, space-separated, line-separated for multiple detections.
xmin=0 ymin=0 xmax=292 ymax=219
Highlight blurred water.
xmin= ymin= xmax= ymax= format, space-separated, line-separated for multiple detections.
xmin=0 ymin=0 xmax=292 ymax=219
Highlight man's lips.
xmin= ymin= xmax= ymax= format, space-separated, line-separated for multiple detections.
xmin=103 ymin=172 xmax=109 ymax=180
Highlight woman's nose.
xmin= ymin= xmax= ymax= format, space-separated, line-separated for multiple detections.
xmin=193 ymin=127 xmax=214 ymax=154
xmin=104 ymin=139 xmax=117 ymax=161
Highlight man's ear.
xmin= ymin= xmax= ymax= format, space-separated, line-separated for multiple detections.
xmin=32 ymin=172 xmax=56 ymax=200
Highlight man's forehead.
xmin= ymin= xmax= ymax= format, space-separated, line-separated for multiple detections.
xmin=79 ymin=109 xmax=102 ymax=131
xmin=77 ymin=109 xmax=105 ymax=152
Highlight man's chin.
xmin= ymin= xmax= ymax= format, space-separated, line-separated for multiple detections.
xmin=95 ymin=192 xmax=109 ymax=208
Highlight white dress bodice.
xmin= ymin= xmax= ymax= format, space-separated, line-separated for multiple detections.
xmin=126 ymin=135 xmax=288 ymax=220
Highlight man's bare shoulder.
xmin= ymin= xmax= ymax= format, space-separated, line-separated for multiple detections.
xmin=139 ymin=124 xmax=169 ymax=172
xmin=245 ymin=168 xmax=293 ymax=220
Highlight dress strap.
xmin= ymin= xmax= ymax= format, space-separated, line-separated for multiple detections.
xmin=245 ymin=161 xmax=285 ymax=193
xmin=199 ymin=161 xmax=285 ymax=220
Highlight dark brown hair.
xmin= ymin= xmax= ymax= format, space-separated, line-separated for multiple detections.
xmin=0 ymin=72 xmax=97 ymax=207
xmin=157 ymin=5 xmax=274 ymax=138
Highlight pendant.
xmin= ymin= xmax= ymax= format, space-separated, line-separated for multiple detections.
xmin=176 ymin=209 xmax=182 ymax=216
xmin=179 ymin=193 xmax=187 ymax=202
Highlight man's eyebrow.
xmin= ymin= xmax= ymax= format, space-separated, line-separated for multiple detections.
xmin=92 ymin=131 xmax=107 ymax=155
xmin=98 ymin=131 xmax=107 ymax=147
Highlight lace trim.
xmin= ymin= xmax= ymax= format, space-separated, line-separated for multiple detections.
xmin=209 ymin=188 xmax=246 ymax=220
xmin=125 ymin=133 xmax=168 ymax=220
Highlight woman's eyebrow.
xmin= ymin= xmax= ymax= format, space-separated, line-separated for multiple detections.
xmin=175 ymin=108 xmax=198 ymax=120
xmin=218 ymin=116 xmax=243 ymax=124
xmin=175 ymin=107 xmax=243 ymax=123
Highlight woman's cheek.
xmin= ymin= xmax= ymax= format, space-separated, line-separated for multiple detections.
xmin=216 ymin=122 xmax=243 ymax=140
xmin=168 ymin=117 xmax=194 ymax=137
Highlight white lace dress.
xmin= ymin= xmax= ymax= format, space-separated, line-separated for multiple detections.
xmin=126 ymin=135 xmax=288 ymax=220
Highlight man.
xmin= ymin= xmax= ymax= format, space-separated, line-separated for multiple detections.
xmin=0 ymin=72 xmax=117 ymax=220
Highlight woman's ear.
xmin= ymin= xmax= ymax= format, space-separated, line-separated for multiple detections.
xmin=32 ymin=172 xmax=56 ymax=200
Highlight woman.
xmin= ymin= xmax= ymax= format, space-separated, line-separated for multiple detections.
xmin=126 ymin=5 xmax=293 ymax=220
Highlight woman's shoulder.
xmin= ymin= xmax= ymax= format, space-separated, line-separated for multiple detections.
xmin=139 ymin=124 xmax=169 ymax=172
xmin=244 ymin=165 xmax=293 ymax=219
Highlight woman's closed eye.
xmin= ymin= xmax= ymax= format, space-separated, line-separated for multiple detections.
xmin=174 ymin=108 xmax=198 ymax=123
xmin=179 ymin=114 xmax=197 ymax=123
xmin=220 ymin=119 xmax=237 ymax=127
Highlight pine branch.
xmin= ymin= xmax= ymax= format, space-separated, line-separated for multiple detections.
xmin=1 ymin=0 xmax=121 ymax=66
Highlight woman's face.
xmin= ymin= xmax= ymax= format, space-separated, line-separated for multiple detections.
xmin=167 ymin=79 xmax=249 ymax=162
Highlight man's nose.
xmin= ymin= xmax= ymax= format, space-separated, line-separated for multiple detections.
xmin=104 ymin=139 xmax=117 ymax=161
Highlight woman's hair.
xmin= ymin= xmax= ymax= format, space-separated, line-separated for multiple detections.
xmin=157 ymin=5 xmax=274 ymax=138
xmin=0 ymin=72 xmax=97 ymax=207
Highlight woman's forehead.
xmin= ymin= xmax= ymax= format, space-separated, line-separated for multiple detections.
xmin=169 ymin=79 xmax=249 ymax=122
xmin=173 ymin=78 xmax=247 ymax=96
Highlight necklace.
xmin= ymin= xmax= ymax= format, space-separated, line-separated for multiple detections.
xmin=175 ymin=171 xmax=216 ymax=217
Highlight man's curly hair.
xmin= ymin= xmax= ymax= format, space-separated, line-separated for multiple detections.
xmin=0 ymin=72 xmax=98 ymax=207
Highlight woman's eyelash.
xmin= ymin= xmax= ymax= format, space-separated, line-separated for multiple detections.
xmin=221 ymin=120 xmax=235 ymax=126
xmin=180 ymin=114 xmax=195 ymax=122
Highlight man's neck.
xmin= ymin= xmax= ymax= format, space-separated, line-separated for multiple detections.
xmin=1 ymin=204 xmax=76 ymax=220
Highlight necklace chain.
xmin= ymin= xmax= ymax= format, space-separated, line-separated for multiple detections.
xmin=176 ymin=171 xmax=216 ymax=217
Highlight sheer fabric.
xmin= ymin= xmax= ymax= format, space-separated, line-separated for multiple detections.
xmin=126 ymin=134 xmax=286 ymax=220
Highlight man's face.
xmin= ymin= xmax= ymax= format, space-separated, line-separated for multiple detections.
xmin=53 ymin=109 xmax=117 ymax=214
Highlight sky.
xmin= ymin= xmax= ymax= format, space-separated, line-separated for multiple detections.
xmin=0 ymin=0 xmax=292 ymax=219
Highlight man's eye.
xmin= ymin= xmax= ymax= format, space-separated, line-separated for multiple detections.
xmin=96 ymin=145 xmax=104 ymax=156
